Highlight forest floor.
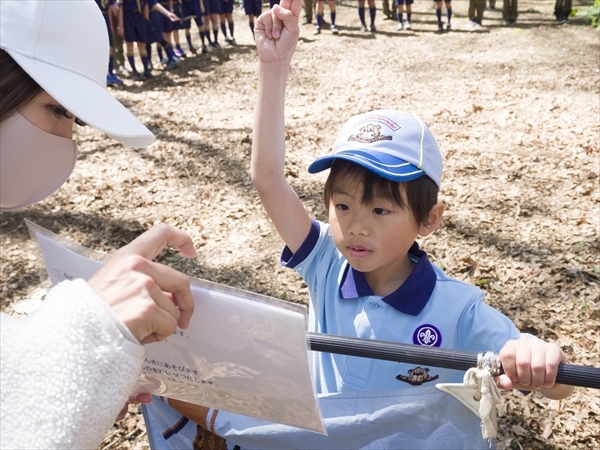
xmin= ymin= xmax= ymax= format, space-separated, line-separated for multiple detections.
xmin=0 ymin=0 xmax=598 ymax=449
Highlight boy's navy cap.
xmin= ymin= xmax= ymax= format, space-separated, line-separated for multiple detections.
xmin=0 ymin=0 xmax=154 ymax=148
xmin=308 ymin=110 xmax=443 ymax=189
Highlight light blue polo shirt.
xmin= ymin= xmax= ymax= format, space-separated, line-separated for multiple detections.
xmin=142 ymin=219 xmax=520 ymax=449
xmin=283 ymin=220 xmax=520 ymax=394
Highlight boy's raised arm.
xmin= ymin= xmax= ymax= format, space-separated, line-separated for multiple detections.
xmin=251 ymin=0 xmax=312 ymax=254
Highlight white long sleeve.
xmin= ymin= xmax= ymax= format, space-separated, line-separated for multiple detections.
xmin=1 ymin=279 xmax=145 ymax=449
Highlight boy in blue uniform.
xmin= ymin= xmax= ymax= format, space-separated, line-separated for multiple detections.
xmin=140 ymin=1 xmax=574 ymax=448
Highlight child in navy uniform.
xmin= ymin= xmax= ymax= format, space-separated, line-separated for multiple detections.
xmin=220 ymin=0 xmax=236 ymax=45
xmin=140 ymin=1 xmax=574 ymax=449
xmin=146 ymin=0 xmax=181 ymax=70
xmin=314 ymin=0 xmax=338 ymax=35
xmin=396 ymin=0 xmax=413 ymax=30
xmin=203 ymin=0 xmax=222 ymax=48
xmin=171 ymin=0 xmax=187 ymax=56
xmin=118 ymin=0 xmax=152 ymax=80
xmin=242 ymin=0 xmax=262 ymax=38
xmin=434 ymin=0 xmax=452 ymax=31
xmin=357 ymin=0 xmax=377 ymax=32
xmin=180 ymin=0 xmax=203 ymax=53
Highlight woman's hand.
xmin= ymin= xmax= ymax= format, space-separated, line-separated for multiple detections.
xmin=88 ymin=223 xmax=197 ymax=344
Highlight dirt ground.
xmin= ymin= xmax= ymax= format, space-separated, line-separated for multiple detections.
xmin=0 ymin=0 xmax=598 ymax=448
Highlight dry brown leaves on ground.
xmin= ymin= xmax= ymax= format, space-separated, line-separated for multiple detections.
xmin=0 ymin=1 xmax=598 ymax=449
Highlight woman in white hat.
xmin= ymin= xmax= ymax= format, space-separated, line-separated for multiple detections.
xmin=0 ymin=1 xmax=197 ymax=447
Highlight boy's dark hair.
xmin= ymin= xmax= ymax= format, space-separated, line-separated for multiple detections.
xmin=323 ymin=160 xmax=439 ymax=228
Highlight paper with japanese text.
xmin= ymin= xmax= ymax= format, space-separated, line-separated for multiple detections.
xmin=26 ymin=220 xmax=325 ymax=434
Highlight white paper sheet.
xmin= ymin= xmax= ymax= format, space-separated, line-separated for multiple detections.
xmin=26 ymin=220 xmax=324 ymax=434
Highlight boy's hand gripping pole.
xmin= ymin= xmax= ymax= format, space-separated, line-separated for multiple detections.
xmin=307 ymin=332 xmax=600 ymax=390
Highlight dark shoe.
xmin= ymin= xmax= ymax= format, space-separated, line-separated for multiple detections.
xmin=370 ymin=24 xmax=376 ymax=32
xmin=201 ymin=44 xmax=208 ymax=53
xmin=302 ymin=17 xmax=312 ymax=25
xmin=132 ymin=72 xmax=145 ymax=81
xmin=143 ymin=71 xmax=154 ymax=79
xmin=165 ymin=60 xmax=178 ymax=70
xmin=438 ymin=23 xmax=444 ymax=31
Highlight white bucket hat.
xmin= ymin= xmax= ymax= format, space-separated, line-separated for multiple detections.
xmin=308 ymin=110 xmax=443 ymax=189
xmin=0 ymin=0 xmax=154 ymax=148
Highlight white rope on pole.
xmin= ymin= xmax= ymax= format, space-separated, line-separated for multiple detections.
xmin=463 ymin=367 xmax=505 ymax=441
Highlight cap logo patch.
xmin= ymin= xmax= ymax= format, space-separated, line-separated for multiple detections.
xmin=348 ymin=123 xmax=393 ymax=144
xmin=356 ymin=115 xmax=401 ymax=131
xmin=413 ymin=324 xmax=442 ymax=347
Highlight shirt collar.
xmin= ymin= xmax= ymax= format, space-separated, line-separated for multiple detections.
xmin=339 ymin=242 xmax=437 ymax=316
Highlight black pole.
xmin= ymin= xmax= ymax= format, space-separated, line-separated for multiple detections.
xmin=308 ymin=332 xmax=600 ymax=390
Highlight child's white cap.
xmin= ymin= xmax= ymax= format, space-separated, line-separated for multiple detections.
xmin=308 ymin=110 xmax=443 ymax=188
xmin=0 ymin=0 xmax=154 ymax=148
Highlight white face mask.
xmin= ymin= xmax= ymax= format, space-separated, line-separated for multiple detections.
xmin=0 ymin=112 xmax=78 ymax=211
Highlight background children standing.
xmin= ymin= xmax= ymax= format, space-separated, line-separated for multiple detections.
xmin=314 ymin=0 xmax=338 ymax=35
xmin=203 ymin=0 xmax=222 ymax=48
xmin=435 ymin=0 xmax=453 ymax=31
xmin=396 ymin=0 xmax=414 ymax=30
xmin=119 ymin=0 xmax=152 ymax=80
xmin=220 ymin=0 xmax=236 ymax=44
xmin=357 ymin=0 xmax=377 ymax=32
xmin=243 ymin=0 xmax=262 ymax=38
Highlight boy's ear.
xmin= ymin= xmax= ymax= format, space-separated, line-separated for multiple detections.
xmin=418 ymin=203 xmax=444 ymax=237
